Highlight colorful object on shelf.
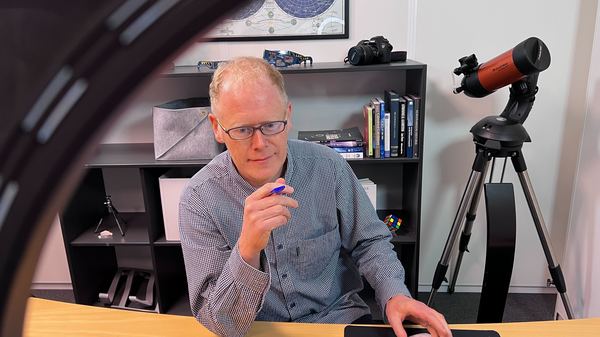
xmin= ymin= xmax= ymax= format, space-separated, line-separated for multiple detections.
xmin=384 ymin=214 xmax=402 ymax=233
xmin=263 ymin=49 xmax=313 ymax=67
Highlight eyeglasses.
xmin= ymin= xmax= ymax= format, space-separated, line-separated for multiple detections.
xmin=263 ymin=50 xmax=313 ymax=67
xmin=217 ymin=120 xmax=288 ymax=140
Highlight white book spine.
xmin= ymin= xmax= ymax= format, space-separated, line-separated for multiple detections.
xmin=384 ymin=113 xmax=391 ymax=158
xmin=339 ymin=152 xmax=364 ymax=159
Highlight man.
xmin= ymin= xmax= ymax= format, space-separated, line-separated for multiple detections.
xmin=179 ymin=56 xmax=451 ymax=337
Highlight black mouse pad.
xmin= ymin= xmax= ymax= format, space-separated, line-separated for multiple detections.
xmin=345 ymin=325 xmax=501 ymax=337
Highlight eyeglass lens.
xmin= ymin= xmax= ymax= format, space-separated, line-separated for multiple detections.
xmin=228 ymin=121 xmax=286 ymax=139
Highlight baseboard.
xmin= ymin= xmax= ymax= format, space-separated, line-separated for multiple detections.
xmin=418 ymin=284 xmax=558 ymax=294
xmin=31 ymin=283 xmax=73 ymax=290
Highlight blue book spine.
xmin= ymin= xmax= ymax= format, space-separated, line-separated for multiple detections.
xmin=406 ymin=98 xmax=414 ymax=158
xmin=379 ymin=99 xmax=385 ymax=158
xmin=331 ymin=146 xmax=364 ymax=153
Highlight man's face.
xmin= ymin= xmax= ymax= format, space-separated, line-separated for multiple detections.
xmin=209 ymin=79 xmax=291 ymax=188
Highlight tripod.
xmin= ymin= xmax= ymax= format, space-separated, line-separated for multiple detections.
xmin=94 ymin=195 xmax=127 ymax=236
xmin=426 ymin=75 xmax=574 ymax=321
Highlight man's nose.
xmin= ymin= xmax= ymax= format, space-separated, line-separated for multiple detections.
xmin=250 ymin=129 xmax=267 ymax=148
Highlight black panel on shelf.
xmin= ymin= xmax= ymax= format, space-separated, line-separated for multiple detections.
xmin=152 ymin=246 xmax=188 ymax=314
xmin=68 ymin=246 xmax=118 ymax=305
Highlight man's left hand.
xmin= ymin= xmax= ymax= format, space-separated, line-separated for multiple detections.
xmin=385 ymin=294 xmax=452 ymax=337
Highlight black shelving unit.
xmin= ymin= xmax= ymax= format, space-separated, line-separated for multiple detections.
xmin=59 ymin=61 xmax=426 ymax=316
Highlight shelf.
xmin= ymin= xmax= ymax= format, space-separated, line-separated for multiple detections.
xmin=63 ymin=59 xmax=426 ymax=310
xmin=71 ymin=212 xmax=151 ymax=246
xmin=347 ymin=157 xmax=420 ymax=164
xmin=162 ymin=60 xmax=426 ymax=78
xmin=87 ymin=143 xmax=211 ymax=168
xmin=154 ymin=236 xmax=181 ymax=246
xmin=390 ymin=225 xmax=417 ymax=244
xmin=87 ymin=143 xmax=421 ymax=168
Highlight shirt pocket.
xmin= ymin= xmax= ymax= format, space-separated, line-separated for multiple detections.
xmin=293 ymin=226 xmax=340 ymax=280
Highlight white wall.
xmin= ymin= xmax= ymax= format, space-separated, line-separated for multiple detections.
xmin=34 ymin=0 xmax=598 ymax=297
xmin=32 ymin=216 xmax=71 ymax=288
xmin=558 ymin=4 xmax=600 ymax=318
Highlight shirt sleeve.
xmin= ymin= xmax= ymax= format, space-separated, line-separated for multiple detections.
xmin=332 ymin=155 xmax=412 ymax=317
xmin=179 ymin=194 xmax=271 ymax=337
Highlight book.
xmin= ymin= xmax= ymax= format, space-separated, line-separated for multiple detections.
xmin=403 ymin=95 xmax=414 ymax=158
xmin=409 ymin=94 xmax=421 ymax=158
xmin=339 ymin=152 xmax=364 ymax=159
xmin=371 ymin=98 xmax=381 ymax=159
xmin=331 ymin=146 xmax=364 ymax=153
xmin=363 ymin=103 xmax=374 ymax=157
xmin=384 ymin=112 xmax=391 ymax=158
xmin=298 ymin=127 xmax=363 ymax=143
xmin=358 ymin=178 xmax=377 ymax=209
xmin=384 ymin=90 xmax=401 ymax=157
xmin=399 ymin=96 xmax=406 ymax=157
xmin=376 ymin=97 xmax=385 ymax=158
xmin=323 ymin=140 xmax=364 ymax=148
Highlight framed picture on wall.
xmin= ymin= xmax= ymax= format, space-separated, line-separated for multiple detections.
xmin=203 ymin=0 xmax=349 ymax=41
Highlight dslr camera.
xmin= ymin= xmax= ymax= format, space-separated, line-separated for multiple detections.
xmin=346 ymin=36 xmax=393 ymax=66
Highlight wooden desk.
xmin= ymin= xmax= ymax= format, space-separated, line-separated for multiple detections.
xmin=23 ymin=298 xmax=600 ymax=337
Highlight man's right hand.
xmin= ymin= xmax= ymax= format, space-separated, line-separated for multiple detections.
xmin=238 ymin=177 xmax=298 ymax=269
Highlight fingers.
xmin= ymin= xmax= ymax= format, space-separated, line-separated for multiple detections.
xmin=387 ymin=314 xmax=408 ymax=337
xmin=385 ymin=295 xmax=452 ymax=337
xmin=418 ymin=310 xmax=452 ymax=337
xmin=249 ymin=179 xmax=295 ymax=200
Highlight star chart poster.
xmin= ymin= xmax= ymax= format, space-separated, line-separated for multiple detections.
xmin=205 ymin=0 xmax=348 ymax=41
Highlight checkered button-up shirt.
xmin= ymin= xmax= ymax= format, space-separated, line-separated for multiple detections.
xmin=179 ymin=140 xmax=410 ymax=337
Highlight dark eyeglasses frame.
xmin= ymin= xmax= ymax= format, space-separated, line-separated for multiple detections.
xmin=217 ymin=120 xmax=288 ymax=140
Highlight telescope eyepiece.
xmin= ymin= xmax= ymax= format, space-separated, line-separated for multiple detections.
xmin=454 ymin=54 xmax=478 ymax=75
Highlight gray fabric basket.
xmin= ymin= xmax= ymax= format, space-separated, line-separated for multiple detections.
xmin=153 ymin=97 xmax=224 ymax=160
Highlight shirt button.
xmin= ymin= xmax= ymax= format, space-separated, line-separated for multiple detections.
xmin=282 ymin=273 xmax=288 ymax=279
xmin=277 ymin=244 xmax=283 ymax=250
xmin=290 ymin=302 xmax=296 ymax=308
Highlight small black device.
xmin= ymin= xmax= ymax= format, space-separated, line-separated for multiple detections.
xmin=345 ymin=36 xmax=405 ymax=66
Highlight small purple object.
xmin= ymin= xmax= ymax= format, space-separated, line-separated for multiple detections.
xmin=270 ymin=185 xmax=285 ymax=195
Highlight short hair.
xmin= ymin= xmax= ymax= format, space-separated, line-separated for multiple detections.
xmin=209 ymin=57 xmax=288 ymax=115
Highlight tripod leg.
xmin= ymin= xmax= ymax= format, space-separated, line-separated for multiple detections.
xmin=512 ymin=154 xmax=575 ymax=319
xmin=111 ymin=211 xmax=126 ymax=236
xmin=448 ymin=170 xmax=486 ymax=293
xmin=427 ymin=150 xmax=490 ymax=305
xmin=111 ymin=206 xmax=127 ymax=236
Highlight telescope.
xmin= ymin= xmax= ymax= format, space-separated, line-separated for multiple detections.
xmin=453 ymin=37 xmax=551 ymax=98
xmin=428 ymin=37 xmax=575 ymax=322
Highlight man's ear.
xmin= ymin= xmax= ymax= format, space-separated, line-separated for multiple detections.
xmin=208 ymin=113 xmax=225 ymax=144
xmin=286 ymin=102 xmax=293 ymax=129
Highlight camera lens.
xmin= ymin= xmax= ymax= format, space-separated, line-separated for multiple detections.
xmin=348 ymin=44 xmax=374 ymax=65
